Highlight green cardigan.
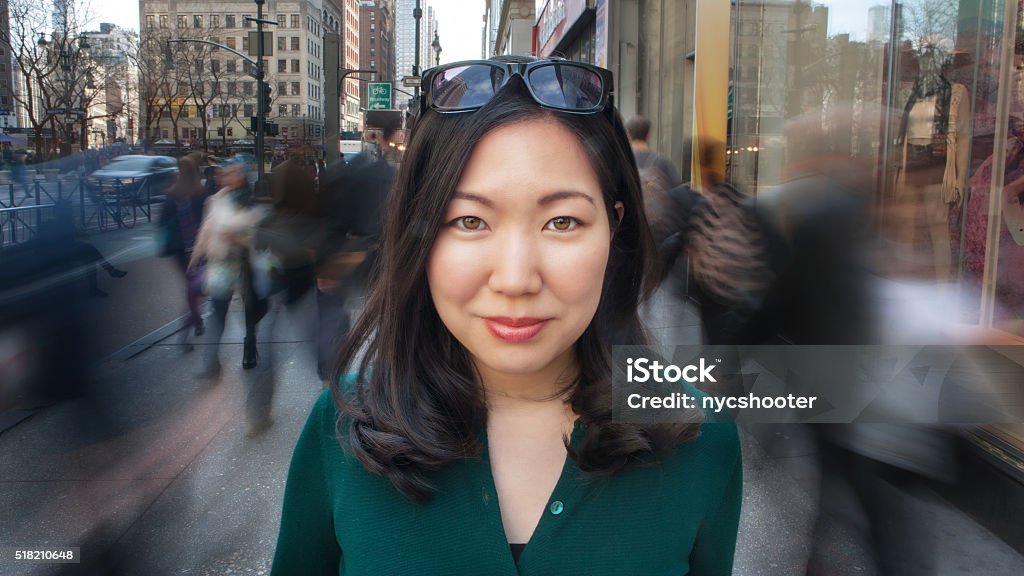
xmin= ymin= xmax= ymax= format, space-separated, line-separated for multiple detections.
xmin=270 ymin=389 xmax=742 ymax=575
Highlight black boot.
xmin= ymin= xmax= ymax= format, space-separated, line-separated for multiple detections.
xmin=242 ymin=337 xmax=259 ymax=370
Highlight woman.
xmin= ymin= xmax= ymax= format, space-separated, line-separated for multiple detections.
xmin=159 ymin=155 xmax=207 ymax=342
xmin=189 ymin=158 xmax=267 ymax=375
xmin=271 ymin=57 xmax=741 ymax=575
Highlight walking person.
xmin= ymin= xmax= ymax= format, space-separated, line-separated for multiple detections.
xmin=158 ymin=155 xmax=207 ymax=347
xmin=189 ymin=158 xmax=268 ymax=378
xmin=11 ymin=149 xmax=32 ymax=199
xmin=271 ymin=56 xmax=741 ymax=574
xmin=313 ymin=125 xmax=397 ymax=386
xmin=626 ymin=115 xmax=682 ymax=244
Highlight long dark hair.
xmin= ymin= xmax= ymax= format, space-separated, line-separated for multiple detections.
xmin=332 ymin=59 xmax=700 ymax=501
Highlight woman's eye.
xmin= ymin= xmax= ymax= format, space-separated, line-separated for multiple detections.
xmin=452 ymin=216 xmax=487 ymax=231
xmin=546 ymin=216 xmax=580 ymax=232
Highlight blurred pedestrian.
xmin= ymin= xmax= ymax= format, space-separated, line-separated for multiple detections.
xmin=665 ymin=137 xmax=772 ymax=345
xmin=238 ymin=155 xmax=321 ymax=435
xmin=159 ymin=155 xmax=207 ymax=346
xmin=627 ymin=115 xmax=682 ymax=244
xmin=11 ymin=149 xmax=31 ymax=197
xmin=189 ymin=158 xmax=268 ymax=377
xmin=313 ymin=124 xmax=397 ymax=385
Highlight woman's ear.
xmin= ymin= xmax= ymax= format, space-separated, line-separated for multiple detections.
xmin=614 ymin=201 xmax=624 ymax=224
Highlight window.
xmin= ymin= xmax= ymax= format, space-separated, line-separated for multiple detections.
xmin=211 ymin=60 xmax=220 ymax=73
xmin=243 ymin=15 xmax=252 ymax=29
xmin=370 ymin=36 xmax=375 ymax=45
xmin=227 ymin=60 xmax=236 ymax=73
xmin=219 ymin=105 xmax=230 ymax=118
xmin=228 ymin=82 xmax=237 ymax=95
xmin=291 ymin=81 xmax=300 ymax=96
xmin=193 ymin=15 xmax=202 ymax=28
xmin=277 ymin=15 xmax=285 ymax=27
xmin=244 ymin=103 xmax=254 ymax=117
xmin=370 ymin=48 xmax=375 ymax=56
xmin=291 ymin=15 xmax=300 ymax=29
xmin=159 ymin=15 xmax=168 ymax=28
xmin=181 ymin=105 xmax=189 ymax=118
xmin=291 ymin=104 xmax=300 ymax=117
xmin=177 ymin=15 xmax=187 ymax=28
xmin=162 ymin=129 xmax=169 ymax=139
xmin=291 ymin=59 xmax=299 ymax=73
xmin=242 ymin=36 xmax=249 ymax=51
xmin=279 ymin=104 xmax=288 ymax=116
xmin=226 ymin=37 xmax=236 ymax=49
xmin=226 ymin=15 xmax=236 ymax=28
xmin=291 ymin=37 xmax=299 ymax=51
xmin=244 ymin=82 xmax=253 ymax=96
xmin=217 ymin=127 xmax=225 ymax=136
xmin=278 ymin=59 xmax=287 ymax=73
xmin=278 ymin=81 xmax=286 ymax=95
xmin=370 ymin=60 xmax=375 ymax=69
xmin=146 ymin=15 xmax=155 ymax=28
xmin=278 ymin=37 xmax=286 ymax=51
xmin=210 ymin=15 xmax=220 ymax=28
xmin=227 ymin=127 xmax=234 ymax=137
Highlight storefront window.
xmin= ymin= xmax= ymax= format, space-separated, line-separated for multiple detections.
xmin=731 ymin=0 xmax=1023 ymax=458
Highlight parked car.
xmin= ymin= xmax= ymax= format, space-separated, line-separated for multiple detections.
xmin=89 ymin=155 xmax=178 ymax=204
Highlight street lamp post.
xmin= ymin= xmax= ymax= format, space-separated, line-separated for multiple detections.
xmin=431 ymin=29 xmax=442 ymax=67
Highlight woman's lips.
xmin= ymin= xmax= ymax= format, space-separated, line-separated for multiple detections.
xmin=483 ymin=317 xmax=548 ymax=343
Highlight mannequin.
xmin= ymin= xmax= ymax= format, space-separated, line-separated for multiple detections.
xmin=895 ymin=57 xmax=958 ymax=280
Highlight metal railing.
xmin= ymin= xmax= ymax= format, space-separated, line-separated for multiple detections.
xmin=0 ymin=176 xmax=158 ymax=248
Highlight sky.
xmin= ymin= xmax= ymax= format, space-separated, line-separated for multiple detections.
xmin=90 ymin=0 xmax=485 ymax=63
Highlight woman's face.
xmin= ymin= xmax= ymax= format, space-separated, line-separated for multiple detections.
xmin=427 ymin=118 xmax=620 ymax=382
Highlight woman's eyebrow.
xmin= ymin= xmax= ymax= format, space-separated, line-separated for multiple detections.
xmin=451 ymin=191 xmax=495 ymax=208
xmin=538 ymin=190 xmax=597 ymax=206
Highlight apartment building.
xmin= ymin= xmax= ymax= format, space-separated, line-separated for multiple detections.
xmin=139 ymin=1 xmax=346 ymax=150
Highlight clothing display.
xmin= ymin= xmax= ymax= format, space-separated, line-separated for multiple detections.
xmin=270 ymin=389 xmax=742 ymax=575
xmin=895 ymin=75 xmax=959 ymax=280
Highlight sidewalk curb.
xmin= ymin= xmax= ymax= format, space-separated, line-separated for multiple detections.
xmin=107 ymin=302 xmax=209 ymax=362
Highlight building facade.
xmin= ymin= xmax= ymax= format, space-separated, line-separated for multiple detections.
xmin=339 ymin=0 xmax=361 ymax=131
xmin=138 ymin=0 xmax=343 ymax=153
xmin=0 ymin=0 xmax=15 ymax=134
xmin=359 ymin=0 xmax=395 ymax=110
xmin=492 ymin=0 xmax=534 ymax=57
xmin=81 ymin=23 xmax=139 ymax=146
xmin=482 ymin=0 xmax=501 ymax=58
xmin=393 ymin=0 xmax=417 ymax=84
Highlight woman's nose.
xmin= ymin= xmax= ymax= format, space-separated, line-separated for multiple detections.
xmin=487 ymin=232 xmax=543 ymax=296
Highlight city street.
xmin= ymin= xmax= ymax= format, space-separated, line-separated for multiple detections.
xmin=1 ymin=226 xmax=1023 ymax=575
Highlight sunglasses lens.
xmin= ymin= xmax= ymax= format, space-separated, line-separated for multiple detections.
xmin=431 ymin=65 xmax=507 ymax=110
xmin=528 ymin=64 xmax=605 ymax=111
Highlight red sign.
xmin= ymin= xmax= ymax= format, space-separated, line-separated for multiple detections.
xmin=535 ymin=0 xmax=588 ymax=57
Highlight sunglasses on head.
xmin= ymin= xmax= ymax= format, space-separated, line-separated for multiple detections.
xmin=420 ymin=59 xmax=615 ymax=115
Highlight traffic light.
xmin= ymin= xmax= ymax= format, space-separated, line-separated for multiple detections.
xmin=262 ymin=81 xmax=272 ymax=116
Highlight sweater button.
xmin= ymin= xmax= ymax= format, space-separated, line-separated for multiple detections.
xmin=549 ymin=500 xmax=564 ymax=515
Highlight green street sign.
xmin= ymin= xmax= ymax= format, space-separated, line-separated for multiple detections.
xmin=367 ymin=82 xmax=392 ymax=111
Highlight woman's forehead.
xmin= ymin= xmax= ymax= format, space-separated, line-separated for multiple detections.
xmin=454 ymin=119 xmax=601 ymax=203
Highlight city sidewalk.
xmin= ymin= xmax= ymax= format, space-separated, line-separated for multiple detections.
xmin=0 ymin=279 xmax=1022 ymax=574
